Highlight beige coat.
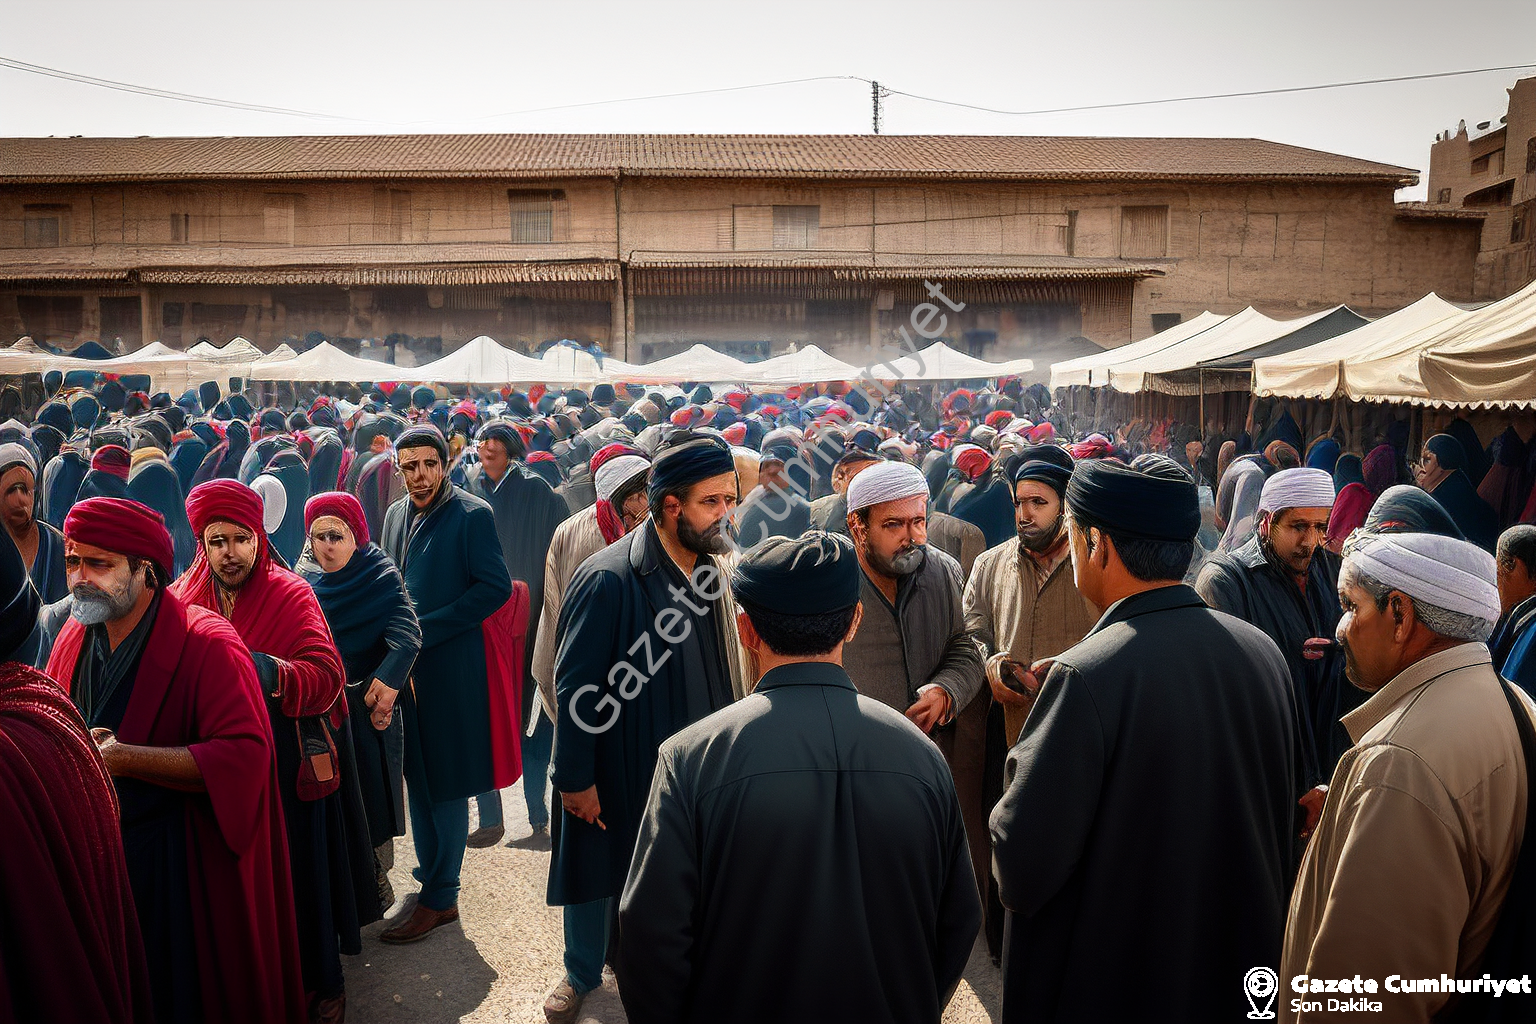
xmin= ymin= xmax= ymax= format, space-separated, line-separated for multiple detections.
xmin=532 ymin=506 xmax=608 ymax=721
xmin=1281 ymin=643 xmax=1534 ymax=1023
xmin=962 ymin=539 xmax=1099 ymax=744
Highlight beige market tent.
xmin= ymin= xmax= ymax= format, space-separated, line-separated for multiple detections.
xmin=1049 ymin=311 xmax=1229 ymax=389
xmin=409 ymin=336 xmax=549 ymax=384
xmin=535 ymin=346 xmax=640 ymax=385
xmin=1108 ymin=306 xmax=1354 ymax=394
xmin=622 ymin=344 xmax=750 ymax=384
xmin=1252 ymin=293 xmax=1473 ymax=401
xmin=885 ymin=341 xmax=1032 ymax=382
xmin=247 ymin=342 xmax=399 ymax=382
xmin=747 ymin=345 xmax=865 ymax=386
xmin=1417 ymin=280 xmax=1536 ymax=408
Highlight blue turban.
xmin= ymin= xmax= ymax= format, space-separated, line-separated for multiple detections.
xmin=70 ymin=393 xmax=101 ymax=429
xmin=198 ymin=380 xmax=221 ymax=411
xmin=412 ymin=386 xmax=435 ymax=411
xmin=592 ymin=384 xmax=616 ymax=406
xmin=43 ymin=370 xmax=62 ymax=396
xmin=648 ymin=433 xmax=736 ymax=503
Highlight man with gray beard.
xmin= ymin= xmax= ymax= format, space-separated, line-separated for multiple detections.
xmin=45 ymin=496 xmax=305 ymax=1024
xmin=839 ymin=459 xmax=985 ymax=902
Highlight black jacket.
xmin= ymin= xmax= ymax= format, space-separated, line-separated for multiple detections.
xmin=991 ymin=585 xmax=1296 ymax=1024
xmin=616 ymin=661 xmax=980 ymax=1024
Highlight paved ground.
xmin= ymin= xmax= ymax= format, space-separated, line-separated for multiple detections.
xmin=343 ymin=777 xmax=1001 ymax=1023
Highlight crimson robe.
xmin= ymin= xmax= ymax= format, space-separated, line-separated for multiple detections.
xmin=0 ymin=660 xmax=154 ymax=1024
xmin=46 ymin=590 xmax=308 ymax=1024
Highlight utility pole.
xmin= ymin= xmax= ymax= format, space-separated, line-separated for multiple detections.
xmin=872 ymin=80 xmax=882 ymax=134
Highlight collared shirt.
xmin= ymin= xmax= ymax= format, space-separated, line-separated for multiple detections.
xmin=1281 ymin=643 xmax=1534 ymax=1023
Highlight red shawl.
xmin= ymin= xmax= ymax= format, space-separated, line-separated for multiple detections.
xmin=0 ymin=660 xmax=153 ymax=1024
xmin=45 ymin=592 xmax=307 ymax=1024
xmin=175 ymin=480 xmax=347 ymax=727
xmin=483 ymin=581 xmax=529 ymax=790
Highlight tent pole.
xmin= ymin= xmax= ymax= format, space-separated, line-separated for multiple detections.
xmin=1199 ymin=368 xmax=1206 ymax=436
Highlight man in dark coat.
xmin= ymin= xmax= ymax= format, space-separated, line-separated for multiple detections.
xmin=1196 ymin=466 xmax=1351 ymax=836
xmin=464 ymin=420 xmax=569 ymax=847
xmin=1492 ymin=524 xmax=1536 ymax=694
xmin=379 ymin=426 xmax=513 ymax=943
xmin=991 ymin=458 xmax=1296 ymax=1024
xmin=616 ymin=533 xmax=981 ymax=1024
xmin=546 ymin=432 xmax=746 ymax=1023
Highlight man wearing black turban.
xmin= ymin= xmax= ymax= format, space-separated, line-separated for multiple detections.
xmin=616 ymin=533 xmax=981 ymax=1024
xmin=544 ymin=431 xmax=746 ymax=1023
xmin=991 ymin=458 xmax=1299 ymax=1024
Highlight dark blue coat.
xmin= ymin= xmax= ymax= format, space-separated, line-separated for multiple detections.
xmin=380 ymin=484 xmax=511 ymax=804
xmin=548 ymin=519 xmax=739 ymax=906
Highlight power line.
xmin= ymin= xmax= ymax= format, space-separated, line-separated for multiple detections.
xmin=0 ymin=55 xmax=356 ymax=120
xmin=883 ymin=62 xmax=1536 ymax=118
xmin=454 ymin=76 xmax=866 ymax=124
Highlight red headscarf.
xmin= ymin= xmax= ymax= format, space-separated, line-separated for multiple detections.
xmin=1027 ymin=422 xmax=1056 ymax=442
xmin=953 ymin=444 xmax=993 ymax=481
xmin=63 ymin=497 xmax=175 ymax=580
xmin=1326 ymin=482 xmax=1374 ymax=551
xmin=90 ymin=445 xmax=131 ymax=481
xmin=304 ymin=491 xmax=370 ymax=547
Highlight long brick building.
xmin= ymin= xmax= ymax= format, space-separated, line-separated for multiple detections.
xmin=0 ymin=133 xmax=1482 ymax=365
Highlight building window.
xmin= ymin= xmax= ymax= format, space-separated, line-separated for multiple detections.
xmin=170 ymin=213 xmax=191 ymax=243
xmin=772 ymin=206 xmax=819 ymax=249
xmin=1150 ymin=312 xmax=1183 ymax=333
xmin=1514 ymin=201 xmax=1534 ymax=245
xmin=1528 ymin=138 xmax=1536 ymax=174
xmin=1065 ymin=210 xmax=1078 ymax=255
xmin=264 ymin=195 xmax=297 ymax=244
xmin=1437 ymin=188 xmax=1453 ymax=204
xmin=509 ymin=189 xmax=564 ymax=243
xmin=1120 ymin=205 xmax=1169 ymax=258
xmin=23 ymin=204 xmax=70 ymax=247
xmin=1470 ymin=151 xmax=1505 ymax=176
xmin=162 ymin=302 xmax=184 ymax=328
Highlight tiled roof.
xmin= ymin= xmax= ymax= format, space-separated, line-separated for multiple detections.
xmin=0 ymin=134 xmax=1417 ymax=185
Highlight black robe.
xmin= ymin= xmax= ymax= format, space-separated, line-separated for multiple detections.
xmin=1195 ymin=536 xmax=1356 ymax=790
xmin=616 ymin=662 xmax=980 ymax=1024
xmin=548 ymin=519 xmax=736 ymax=906
xmin=991 ymin=585 xmax=1296 ymax=1024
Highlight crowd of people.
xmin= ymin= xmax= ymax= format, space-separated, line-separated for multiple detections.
xmin=2 ymin=363 xmax=1536 ymax=1023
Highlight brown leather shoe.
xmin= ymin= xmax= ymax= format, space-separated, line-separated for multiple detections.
xmin=314 ymin=991 xmax=346 ymax=1024
xmin=379 ymin=903 xmax=459 ymax=944
xmin=543 ymin=976 xmax=586 ymax=1024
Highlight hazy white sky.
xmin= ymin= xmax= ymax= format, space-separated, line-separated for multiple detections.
xmin=3 ymin=0 xmax=1534 ymax=199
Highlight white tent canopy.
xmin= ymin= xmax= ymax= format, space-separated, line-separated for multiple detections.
xmin=1049 ymin=311 xmax=1229 ymax=389
xmin=247 ymin=342 xmax=400 ymax=382
xmin=622 ymin=343 xmax=750 ymax=384
xmin=1416 ymin=279 xmax=1536 ymax=408
xmin=536 ymin=345 xmax=640 ymax=385
xmin=258 ymin=343 xmax=298 ymax=363
xmin=884 ymin=342 xmax=1031 ymax=382
xmin=747 ymin=345 xmax=865 ymax=385
xmin=1106 ymin=306 xmax=1342 ymax=394
xmin=409 ymin=336 xmax=548 ymax=384
xmin=188 ymin=337 xmax=263 ymax=363
xmin=1252 ymin=294 xmax=1473 ymax=401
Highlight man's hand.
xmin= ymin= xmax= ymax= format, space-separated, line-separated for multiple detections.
xmin=906 ymin=687 xmax=952 ymax=734
xmin=363 ymin=678 xmax=398 ymax=731
xmin=561 ymin=785 xmax=606 ymax=830
xmin=985 ymin=653 xmax=1033 ymax=707
xmin=1301 ymin=638 xmax=1333 ymax=662
xmin=1299 ymin=785 xmax=1329 ymax=838
xmin=90 ymin=727 xmax=123 ymax=775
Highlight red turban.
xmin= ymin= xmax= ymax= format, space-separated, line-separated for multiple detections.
xmin=721 ymin=422 xmax=748 ymax=446
xmin=953 ymin=445 xmax=993 ymax=481
xmin=527 ymin=451 xmax=556 ymax=464
xmin=528 ymin=383 xmax=547 ymax=405
xmin=1028 ymin=422 xmax=1056 ymax=442
xmin=90 ymin=445 xmax=131 ymax=481
xmin=591 ymin=441 xmax=642 ymax=474
xmin=985 ymin=410 xmax=1014 ymax=429
xmin=63 ymin=497 xmax=174 ymax=578
xmin=304 ymin=491 xmax=369 ymax=547
xmin=186 ymin=479 xmax=268 ymax=558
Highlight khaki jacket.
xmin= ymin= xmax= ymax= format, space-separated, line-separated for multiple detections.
xmin=962 ymin=539 xmax=1098 ymax=744
xmin=1281 ymin=643 xmax=1535 ymax=1023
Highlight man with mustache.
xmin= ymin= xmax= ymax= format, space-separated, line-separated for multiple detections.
xmin=961 ymin=444 xmax=1098 ymax=962
xmin=544 ymin=431 xmax=748 ymax=1023
xmin=378 ymin=425 xmax=517 ymax=945
xmin=840 ymin=459 xmax=985 ymax=900
xmin=47 ymin=496 xmax=306 ymax=1024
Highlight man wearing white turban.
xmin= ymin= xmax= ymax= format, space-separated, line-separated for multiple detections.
xmin=838 ymin=459 xmax=987 ymax=911
xmin=1197 ymin=466 xmax=1350 ymax=828
xmin=1281 ymin=530 xmax=1536 ymax=1023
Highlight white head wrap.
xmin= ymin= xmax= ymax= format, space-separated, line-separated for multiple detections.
xmin=1258 ymin=467 xmax=1336 ymax=514
xmin=1345 ymin=531 xmax=1500 ymax=623
xmin=594 ymin=454 xmax=650 ymax=502
xmin=847 ymin=460 xmax=929 ymax=514
xmin=250 ymin=475 xmax=288 ymax=535
xmin=0 ymin=442 xmax=37 ymax=480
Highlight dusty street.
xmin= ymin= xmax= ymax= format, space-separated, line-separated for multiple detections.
xmin=344 ymin=776 xmax=1002 ymax=1023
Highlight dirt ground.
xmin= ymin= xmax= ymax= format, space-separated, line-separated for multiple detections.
xmin=343 ymin=777 xmax=1002 ymax=1023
